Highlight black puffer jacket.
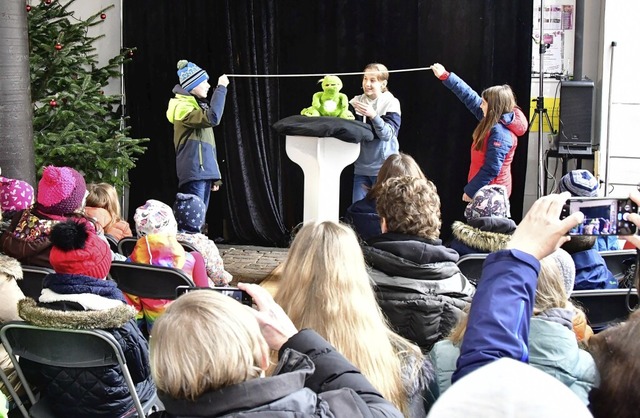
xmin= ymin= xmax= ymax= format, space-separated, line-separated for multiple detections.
xmin=364 ymin=233 xmax=475 ymax=353
xmin=17 ymin=277 xmax=155 ymax=418
xmin=150 ymin=329 xmax=403 ymax=417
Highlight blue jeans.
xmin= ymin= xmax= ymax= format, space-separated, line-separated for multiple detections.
xmin=352 ymin=175 xmax=377 ymax=203
xmin=179 ymin=180 xmax=213 ymax=209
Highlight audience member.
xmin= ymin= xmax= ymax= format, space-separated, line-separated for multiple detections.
xmin=561 ymin=235 xmax=618 ymax=290
xmin=559 ymin=169 xmax=619 ymax=251
xmin=448 ymin=184 xmax=516 ymax=256
xmin=128 ymin=199 xmax=209 ymax=331
xmin=0 ymin=176 xmax=34 ymax=235
xmin=17 ymin=219 xmax=155 ymax=417
xmin=430 ymin=250 xmax=597 ymax=403
xmin=427 ymin=192 xmax=592 ymax=417
xmin=1 ymin=166 xmax=86 ymax=267
xmin=586 ymin=189 xmax=640 ymax=418
xmin=0 ymin=255 xmax=25 ymax=402
xmin=345 ymin=152 xmax=426 ymax=241
xmin=275 ymin=221 xmax=434 ymax=416
xmin=173 ymin=193 xmax=231 ymax=286
xmin=84 ymin=182 xmax=133 ymax=241
xmin=363 ymin=176 xmax=475 ymax=352
xmin=148 ymin=283 xmax=403 ymax=417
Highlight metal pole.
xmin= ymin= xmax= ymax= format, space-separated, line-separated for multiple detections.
xmin=603 ymin=41 xmax=617 ymax=196
xmin=537 ymin=0 xmax=546 ymax=198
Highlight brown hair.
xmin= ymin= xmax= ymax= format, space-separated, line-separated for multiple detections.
xmin=471 ymin=85 xmax=516 ymax=151
xmin=376 ymin=176 xmax=441 ymax=240
xmin=367 ymin=153 xmax=426 ymax=199
xmin=588 ymin=310 xmax=640 ymax=417
xmin=561 ymin=236 xmax=597 ymax=254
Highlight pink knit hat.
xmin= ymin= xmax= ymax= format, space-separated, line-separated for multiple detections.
xmin=37 ymin=166 xmax=87 ymax=215
xmin=0 ymin=177 xmax=35 ymax=212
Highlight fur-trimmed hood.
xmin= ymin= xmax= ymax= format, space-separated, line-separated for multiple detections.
xmin=0 ymin=254 xmax=23 ymax=281
xmin=451 ymin=220 xmax=514 ymax=253
xmin=18 ymin=298 xmax=136 ymax=330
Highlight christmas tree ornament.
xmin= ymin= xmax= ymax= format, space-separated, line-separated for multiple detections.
xmin=54 ymin=43 xmax=62 ymax=50
xmin=49 ymin=99 xmax=57 ymax=107
xmin=44 ymin=0 xmax=52 ymax=4
xmin=100 ymin=13 xmax=106 ymax=19
xmin=128 ymin=50 xmax=134 ymax=57
xmin=26 ymin=5 xmax=32 ymax=12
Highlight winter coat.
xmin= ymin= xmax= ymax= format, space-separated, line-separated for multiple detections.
xmin=17 ymin=273 xmax=155 ymax=418
xmin=84 ymin=206 xmax=133 ymax=241
xmin=344 ymin=196 xmax=381 ymax=241
xmin=350 ymin=91 xmax=401 ymax=176
xmin=0 ymin=255 xmax=25 ymax=401
xmin=441 ymin=72 xmax=528 ymax=197
xmin=0 ymin=208 xmax=62 ymax=268
xmin=363 ymin=233 xmax=475 ymax=352
xmin=571 ymin=249 xmax=618 ymax=290
xmin=176 ymin=232 xmax=232 ymax=285
xmin=150 ymin=329 xmax=403 ymax=418
xmin=166 ymin=84 xmax=227 ymax=187
xmin=448 ymin=217 xmax=516 ymax=256
xmin=452 ymin=249 xmax=539 ymax=383
xmin=430 ymin=315 xmax=598 ymax=404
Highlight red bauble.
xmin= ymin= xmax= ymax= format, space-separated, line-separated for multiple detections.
xmin=26 ymin=5 xmax=32 ymax=12
xmin=128 ymin=50 xmax=134 ymax=57
xmin=44 ymin=0 xmax=52 ymax=4
xmin=100 ymin=13 xmax=106 ymax=19
xmin=49 ymin=99 xmax=57 ymax=107
xmin=54 ymin=43 xmax=62 ymax=50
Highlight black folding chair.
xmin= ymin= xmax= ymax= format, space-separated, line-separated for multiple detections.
xmin=19 ymin=266 xmax=55 ymax=300
xmin=109 ymin=261 xmax=195 ymax=300
xmin=599 ymin=249 xmax=636 ymax=283
xmin=456 ymin=254 xmax=488 ymax=286
xmin=0 ymin=321 xmax=160 ymax=418
xmin=571 ymin=288 xmax=639 ymax=332
xmin=117 ymin=236 xmax=139 ymax=257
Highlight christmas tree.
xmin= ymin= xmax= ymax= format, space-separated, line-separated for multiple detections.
xmin=27 ymin=0 xmax=147 ymax=188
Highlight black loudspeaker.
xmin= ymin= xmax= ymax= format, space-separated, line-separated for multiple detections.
xmin=558 ymin=80 xmax=595 ymax=154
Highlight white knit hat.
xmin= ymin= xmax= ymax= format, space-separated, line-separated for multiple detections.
xmin=428 ymin=358 xmax=591 ymax=418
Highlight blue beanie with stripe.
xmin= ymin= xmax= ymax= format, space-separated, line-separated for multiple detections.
xmin=177 ymin=60 xmax=209 ymax=92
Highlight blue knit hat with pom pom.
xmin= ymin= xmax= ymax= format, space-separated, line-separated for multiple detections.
xmin=177 ymin=60 xmax=209 ymax=92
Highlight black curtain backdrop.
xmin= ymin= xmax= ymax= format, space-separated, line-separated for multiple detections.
xmin=123 ymin=0 xmax=532 ymax=246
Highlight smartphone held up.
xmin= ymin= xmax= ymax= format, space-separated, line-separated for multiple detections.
xmin=176 ymin=286 xmax=253 ymax=306
xmin=560 ymin=197 xmax=639 ymax=236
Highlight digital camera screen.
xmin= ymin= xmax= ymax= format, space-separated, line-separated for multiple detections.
xmin=567 ymin=198 xmax=637 ymax=236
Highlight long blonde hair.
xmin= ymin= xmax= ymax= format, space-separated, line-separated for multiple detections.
xmin=85 ymin=183 xmax=123 ymax=229
xmin=275 ymin=221 xmax=422 ymax=414
xmin=472 ymin=85 xmax=516 ymax=151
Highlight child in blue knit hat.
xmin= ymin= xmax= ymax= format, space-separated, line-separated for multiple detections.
xmin=166 ymin=60 xmax=230 ymax=211
xmin=173 ymin=193 xmax=232 ymax=286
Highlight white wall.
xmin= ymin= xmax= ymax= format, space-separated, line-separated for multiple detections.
xmin=69 ymin=0 xmax=122 ymax=96
xmin=596 ymin=0 xmax=640 ymax=198
xmin=523 ymin=0 xmax=603 ymax=214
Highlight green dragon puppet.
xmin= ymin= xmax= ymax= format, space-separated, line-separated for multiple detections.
xmin=301 ymin=75 xmax=354 ymax=119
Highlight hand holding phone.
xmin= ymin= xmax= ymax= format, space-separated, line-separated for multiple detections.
xmin=560 ymin=197 xmax=639 ymax=236
xmin=175 ymin=286 xmax=253 ymax=306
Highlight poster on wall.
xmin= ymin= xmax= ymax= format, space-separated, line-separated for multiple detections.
xmin=532 ymin=31 xmax=564 ymax=74
xmin=532 ymin=2 xmax=575 ymax=75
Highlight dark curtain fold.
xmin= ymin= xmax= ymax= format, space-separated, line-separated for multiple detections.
xmin=123 ymin=0 xmax=532 ymax=246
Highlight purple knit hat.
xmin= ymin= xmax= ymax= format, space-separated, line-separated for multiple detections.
xmin=0 ymin=177 xmax=35 ymax=212
xmin=37 ymin=166 xmax=87 ymax=215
